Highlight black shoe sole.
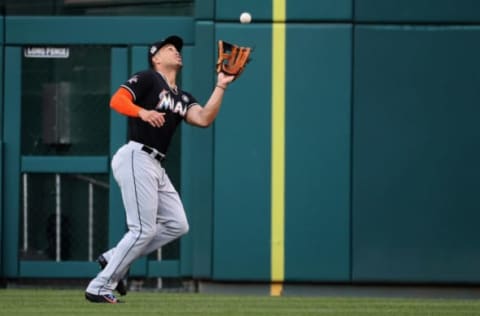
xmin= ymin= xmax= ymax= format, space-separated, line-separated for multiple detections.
xmin=85 ymin=292 xmax=120 ymax=304
xmin=97 ymin=255 xmax=128 ymax=296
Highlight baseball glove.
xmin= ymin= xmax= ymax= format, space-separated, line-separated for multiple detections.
xmin=216 ymin=40 xmax=252 ymax=80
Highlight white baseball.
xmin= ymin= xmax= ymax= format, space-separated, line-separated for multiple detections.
xmin=240 ymin=12 xmax=252 ymax=24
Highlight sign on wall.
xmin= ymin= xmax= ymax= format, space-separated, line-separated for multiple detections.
xmin=24 ymin=47 xmax=70 ymax=59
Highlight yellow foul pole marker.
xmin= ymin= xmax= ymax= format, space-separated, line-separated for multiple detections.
xmin=271 ymin=0 xmax=286 ymax=297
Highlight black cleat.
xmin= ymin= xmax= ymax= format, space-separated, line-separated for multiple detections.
xmin=97 ymin=255 xmax=128 ymax=296
xmin=85 ymin=292 xmax=119 ymax=304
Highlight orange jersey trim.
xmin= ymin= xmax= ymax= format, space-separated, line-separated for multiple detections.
xmin=110 ymin=87 xmax=142 ymax=117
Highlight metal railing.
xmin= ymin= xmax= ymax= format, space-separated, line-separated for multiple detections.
xmin=22 ymin=173 xmax=109 ymax=262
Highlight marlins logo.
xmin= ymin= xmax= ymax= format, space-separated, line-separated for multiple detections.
xmin=127 ymin=75 xmax=138 ymax=84
xmin=156 ymin=89 xmax=188 ymax=117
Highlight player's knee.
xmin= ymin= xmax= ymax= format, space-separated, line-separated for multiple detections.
xmin=178 ymin=220 xmax=189 ymax=236
xmin=171 ymin=219 xmax=189 ymax=237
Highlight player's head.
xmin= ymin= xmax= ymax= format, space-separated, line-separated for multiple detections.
xmin=148 ymin=35 xmax=183 ymax=69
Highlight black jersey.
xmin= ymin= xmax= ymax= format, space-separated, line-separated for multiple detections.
xmin=121 ymin=70 xmax=198 ymax=154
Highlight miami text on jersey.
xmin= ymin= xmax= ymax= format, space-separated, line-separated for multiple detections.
xmin=155 ymin=89 xmax=188 ymax=117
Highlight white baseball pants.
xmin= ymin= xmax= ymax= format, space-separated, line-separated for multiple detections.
xmin=86 ymin=141 xmax=189 ymax=295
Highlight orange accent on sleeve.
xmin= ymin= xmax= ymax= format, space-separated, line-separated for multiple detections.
xmin=110 ymin=87 xmax=143 ymax=117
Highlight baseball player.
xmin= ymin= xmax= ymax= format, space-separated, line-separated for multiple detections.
xmin=85 ymin=35 xmax=235 ymax=303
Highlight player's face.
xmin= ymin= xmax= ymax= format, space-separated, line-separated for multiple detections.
xmin=154 ymin=44 xmax=183 ymax=69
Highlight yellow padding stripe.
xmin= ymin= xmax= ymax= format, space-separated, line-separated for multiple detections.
xmin=273 ymin=0 xmax=286 ymax=22
xmin=271 ymin=0 xmax=286 ymax=296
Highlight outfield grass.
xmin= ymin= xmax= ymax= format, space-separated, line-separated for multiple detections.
xmin=1 ymin=289 xmax=480 ymax=315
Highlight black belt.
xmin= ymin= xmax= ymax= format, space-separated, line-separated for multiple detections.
xmin=141 ymin=145 xmax=165 ymax=162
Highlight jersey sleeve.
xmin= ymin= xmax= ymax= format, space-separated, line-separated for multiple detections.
xmin=120 ymin=70 xmax=154 ymax=101
xmin=183 ymin=91 xmax=200 ymax=110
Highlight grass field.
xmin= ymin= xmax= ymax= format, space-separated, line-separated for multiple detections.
xmin=1 ymin=289 xmax=480 ymax=315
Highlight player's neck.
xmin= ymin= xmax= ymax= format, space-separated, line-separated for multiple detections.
xmin=156 ymin=67 xmax=177 ymax=88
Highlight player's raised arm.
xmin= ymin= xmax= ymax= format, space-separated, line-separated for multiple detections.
xmin=186 ymin=40 xmax=252 ymax=128
xmin=185 ymin=72 xmax=234 ymax=127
